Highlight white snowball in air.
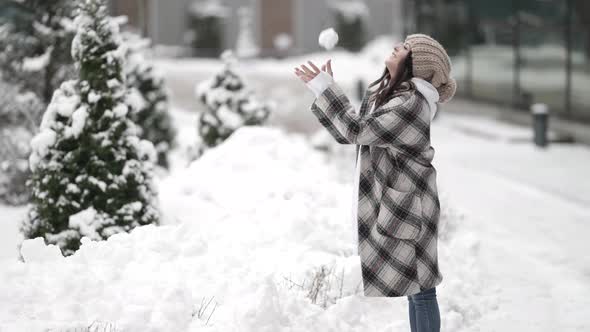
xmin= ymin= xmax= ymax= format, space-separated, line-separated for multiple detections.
xmin=318 ymin=28 xmax=339 ymax=50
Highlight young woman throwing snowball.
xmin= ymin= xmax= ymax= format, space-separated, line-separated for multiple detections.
xmin=294 ymin=33 xmax=456 ymax=332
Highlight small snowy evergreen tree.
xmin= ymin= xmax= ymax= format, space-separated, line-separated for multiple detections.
xmin=0 ymin=0 xmax=76 ymax=105
xmin=20 ymin=0 xmax=161 ymax=256
xmin=0 ymin=79 xmax=43 ymax=205
xmin=0 ymin=0 xmax=76 ymax=204
xmin=123 ymin=32 xmax=176 ymax=169
xmin=193 ymin=50 xmax=272 ymax=158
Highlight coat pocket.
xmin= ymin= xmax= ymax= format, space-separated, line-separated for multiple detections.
xmin=375 ymin=185 xmax=423 ymax=240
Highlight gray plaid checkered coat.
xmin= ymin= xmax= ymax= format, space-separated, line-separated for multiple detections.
xmin=310 ymin=81 xmax=443 ymax=297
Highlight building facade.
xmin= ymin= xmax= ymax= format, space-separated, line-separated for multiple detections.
xmin=107 ymin=0 xmax=404 ymax=56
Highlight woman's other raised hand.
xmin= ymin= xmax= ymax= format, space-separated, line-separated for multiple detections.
xmin=294 ymin=59 xmax=333 ymax=83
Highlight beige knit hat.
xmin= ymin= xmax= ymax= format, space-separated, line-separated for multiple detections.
xmin=404 ymin=33 xmax=457 ymax=103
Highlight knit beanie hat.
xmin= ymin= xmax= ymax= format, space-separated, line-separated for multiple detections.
xmin=404 ymin=33 xmax=457 ymax=104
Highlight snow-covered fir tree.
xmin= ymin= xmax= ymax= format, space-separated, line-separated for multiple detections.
xmin=0 ymin=0 xmax=77 ymax=105
xmin=193 ymin=50 xmax=272 ymax=158
xmin=0 ymin=78 xmax=43 ymax=205
xmin=0 ymin=0 xmax=76 ymax=205
xmin=20 ymin=0 xmax=161 ymax=257
xmin=123 ymin=31 xmax=176 ymax=169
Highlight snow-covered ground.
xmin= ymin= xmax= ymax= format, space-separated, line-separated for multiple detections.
xmin=1 ymin=37 xmax=589 ymax=331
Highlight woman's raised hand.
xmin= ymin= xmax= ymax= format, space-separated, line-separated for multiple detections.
xmin=294 ymin=59 xmax=333 ymax=83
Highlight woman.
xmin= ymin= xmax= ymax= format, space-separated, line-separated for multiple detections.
xmin=294 ymin=33 xmax=456 ymax=332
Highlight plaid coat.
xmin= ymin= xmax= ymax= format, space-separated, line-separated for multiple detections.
xmin=310 ymin=81 xmax=443 ymax=297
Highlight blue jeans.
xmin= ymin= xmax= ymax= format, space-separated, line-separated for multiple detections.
xmin=407 ymin=287 xmax=440 ymax=332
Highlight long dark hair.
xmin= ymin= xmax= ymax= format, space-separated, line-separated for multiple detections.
xmin=367 ymin=51 xmax=414 ymax=109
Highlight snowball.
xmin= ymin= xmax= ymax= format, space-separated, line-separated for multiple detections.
xmin=318 ymin=28 xmax=339 ymax=50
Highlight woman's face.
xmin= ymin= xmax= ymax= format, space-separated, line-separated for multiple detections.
xmin=385 ymin=41 xmax=410 ymax=78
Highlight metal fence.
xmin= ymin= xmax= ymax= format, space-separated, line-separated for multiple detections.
xmin=402 ymin=0 xmax=590 ymax=122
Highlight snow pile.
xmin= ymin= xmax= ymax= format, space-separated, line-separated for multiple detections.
xmin=319 ymin=28 xmax=339 ymax=50
xmin=2 ymin=126 xmax=487 ymax=331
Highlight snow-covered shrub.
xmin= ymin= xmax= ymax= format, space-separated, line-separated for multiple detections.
xmin=123 ymin=32 xmax=177 ymax=169
xmin=328 ymin=0 xmax=369 ymax=52
xmin=0 ymin=127 xmax=34 ymax=205
xmin=0 ymin=79 xmax=44 ymax=205
xmin=0 ymin=1 xmax=76 ymax=205
xmin=193 ymin=50 xmax=272 ymax=158
xmin=185 ymin=0 xmax=230 ymax=57
xmin=0 ymin=79 xmax=44 ymax=131
xmin=20 ymin=0 xmax=161 ymax=257
xmin=0 ymin=0 xmax=76 ymax=106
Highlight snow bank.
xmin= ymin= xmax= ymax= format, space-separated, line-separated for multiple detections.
xmin=2 ymin=126 xmax=487 ymax=331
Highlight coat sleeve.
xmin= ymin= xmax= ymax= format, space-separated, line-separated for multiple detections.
xmin=310 ymin=80 xmax=430 ymax=155
xmin=306 ymin=71 xmax=334 ymax=98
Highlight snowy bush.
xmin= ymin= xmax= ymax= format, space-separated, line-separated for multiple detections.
xmin=123 ymin=32 xmax=177 ymax=169
xmin=328 ymin=0 xmax=369 ymax=52
xmin=193 ymin=50 xmax=272 ymax=158
xmin=20 ymin=0 xmax=160 ymax=257
xmin=0 ymin=127 xmax=34 ymax=205
xmin=0 ymin=79 xmax=44 ymax=205
xmin=185 ymin=0 xmax=230 ymax=57
xmin=0 ymin=79 xmax=44 ymax=131
xmin=0 ymin=0 xmax=76 ymax=106
xmin=0 ymin=1 xmax=76 ymax=205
